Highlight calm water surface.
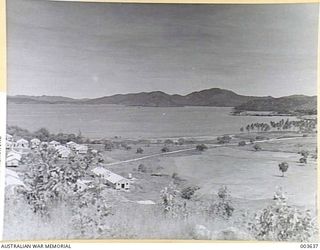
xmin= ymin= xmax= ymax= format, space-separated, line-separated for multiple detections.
xmin=7 ymin=104 xmax=295 ymax=139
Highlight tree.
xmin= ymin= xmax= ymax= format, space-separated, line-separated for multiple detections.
xmin=137 ymin=164 xmax=147 ymax=173
xmin=240 ymin=127 xmax=244 ymax=132
xmin=208 ymin=186 xmax=234 ymax=219
xmin=181 ymin=186 xmax=200 ymax=200
xmin=34 ymin=128 xmax=50 ymax=141
xmin=161 ymin=147 xmax=170 ymax=153
xmin=136 ymin=147 xmax=144 ymax=154
xmin=253 ymin=144 xmax=262 ymax=151
xmin=217 ymin=135 xmax=232 ymax=144
xmin=299 ymin=157 xmax=307 ymax=164
xmin=238 ymin=141 xmax=246 ymax=146
xmin=247 ymin=191 xmax=317 ymax=241
xmin=196 ymin=144 xmax=208 ymax=151
xmin=278 ymin=162 xmax=289 ymax=177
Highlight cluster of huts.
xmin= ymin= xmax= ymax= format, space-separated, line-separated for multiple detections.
xmin=5 ymin=134 xmax=88 ymax=167
xmin=5 ymin=134 xmax=131 ymax=191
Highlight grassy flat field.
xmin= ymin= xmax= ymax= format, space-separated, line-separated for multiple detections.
xmin=105 ymin=134 xmax=317 ymax=212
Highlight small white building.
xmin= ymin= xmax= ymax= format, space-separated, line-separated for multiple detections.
xmin=15 ymin=138 xmax=29 ymax=149
xmin=5 ymin=169 xmax=28 ymax=194
xmin=49 ymin=140 xmax=61 ymax=147
xmin=6 ymin=151 xmax=22 ymax=167
xmin=66 ymin=141 xmax=78 ymax=149
xmin=30 ymin=138 xmax=41 ymax=149
xmin=6 ymin=141 xmax=13 ymax=150
xmin=91 ymin=167 xmax=130 ymax=190
xmin=76 ymin=179 xmax=94 ymax=192
xmin=75 ymin=145 xmax=88 ymax=155
xmin=56 ymin=146 xmax=71 ymax=158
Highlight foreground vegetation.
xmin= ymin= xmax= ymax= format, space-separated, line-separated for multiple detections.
xmin=4 ymin=124 xmax=318 ymax=241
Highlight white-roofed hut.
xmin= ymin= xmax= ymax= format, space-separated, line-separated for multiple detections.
xmin=91 ymin=167 xmax=130 ymax=190
xmin=30 ymin=138 xmax=41 ymax=149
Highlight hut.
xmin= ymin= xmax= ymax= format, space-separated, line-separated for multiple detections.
xmin=6 ymin=151 xmax=22 ymax=167
xmin=91 ymin=167 xmax=130 ymax=190
xmin=15 ymin=138 xmax=29 ymax=149
xmin=66 ymin=141 xmax=78 ymax=149
xmin=75 ymin=145 xmax=88 ymax=155
xmin=6 ymin=141 xmax=13 ymax=150
xmin=30 ymin=138 xmax=41 ymax=149
xmin=49 ymin=140 xmax=61 ymax=148
xmin=56 ymin=146 xmax=71 ymax=158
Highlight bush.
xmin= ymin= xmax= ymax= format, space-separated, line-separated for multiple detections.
xmin=104 ymin=142 xmax=113 ymax=151
xmin=181 ymin=186 xmax=200 ymax=200
xmin=196 ymin=144 xmax=208 ymax=151
xmin=238 ymin=141 xmax=246 ymax=146
xmin=247 ymin=192 xmax=317 ymax=241
xmin=161 ymin=147 xmax=170 ymax=153
xmin=136 ymin=147 xmax=144 ymax=154
xmin=217 ymin=135 xmax=232 ymax=144
xmin=299 ymin=157 xmax=307 ymax=164
xmin=253 ymin=144 xmax=262 ymax=151
xmin=208 ymin=186 xmax=234 ymax=219
xmin=164 ymin=139 xmax=174 ymax=145
xmin=178 ymin=138 xmax=185 ymax=145
xmin=298 ymin=150 xmax=309 ymax=158
xmin=278 ymin=162 xmax=289 ymax=177
xmin=138 ymin=164 xmax=147 ymax=173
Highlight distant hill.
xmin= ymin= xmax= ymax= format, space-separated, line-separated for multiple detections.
xmin=8 ymin=89 xmax=316 ymax=114
xmin=81 ymin=88 xmax=257 ymax=107
xmin=234 ymin=95 xmax=317 ymax=114
xmin=8 ymin=95 xmax=80 ymax=104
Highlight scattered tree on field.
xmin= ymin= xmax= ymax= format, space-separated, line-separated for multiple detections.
xmin=253 ymin=144 xmax=262 ymax=151
xmin=196 ymin=144 xmax=208 ymax=151
xmin=136 ymin=147 xmax=144 ymax=154
xmin=278 ymin=162 xmax=289 ymax=177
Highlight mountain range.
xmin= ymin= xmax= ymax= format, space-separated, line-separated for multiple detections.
xmin=8 ymin=88 xmax=317 ymax=113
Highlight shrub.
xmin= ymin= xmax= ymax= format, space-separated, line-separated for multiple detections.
xmin=298 ymin=150 xmax=309 ymax=158
xmin=164 ymin=139 xmax=174 ymax=145
xmin=104 ymin=142 xmax=113 ymax=151
xmin=178 ymin=138 xmax=185 ymax=145
xmin=253 ymin=144 xmax=262 ymax=151
xmin=217 ymin=135 xmax=232 ymax=144
xmin=278 ymin=162 xmax=289 ymax=177
xmin=181 ymin=186 xmax=200 ymax=200
xmin=247 ymin=192 xmax=317 ymax=241
xmin=299 ymin=157 xmax=307 ymax=164
xmin=196 ymin=144 xmax=208 ymax=151
xmin=160 ymin=184 xmax=188 ymax=219
xmin=136 ymin=147 xmax=144 ymax=154
xmin=255 ymin=136 xmax=268 ymax=140
xmin=161 ymin=147 xmax=170 ymax=153
xmin=172 ymin=172 xmax=179 ymax=179
xmin=138 ymin=164 xmax=147 ymax=173
xmin=238 ymin=141 xmax=246 ymax=146
xmin=208 ymin=186 xmax=234 ymax=219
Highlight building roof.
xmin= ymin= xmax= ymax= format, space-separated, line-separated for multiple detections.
xmin=91 ymin=167 xmax=127 ymax=184
xmin=7 ymin=151 xmax=22 ymax=161
xmin=16 ymin=138 xmax=28 ymax=144
xmin=6 ymin=169 xmax=25 ymax=187
xmin=31 ymin=138 xmax=41 ymax=143
xmin=66 ymin=141 xmax=77 ymax=145
xmin=76 ymin=145 xmax=88 ymax=150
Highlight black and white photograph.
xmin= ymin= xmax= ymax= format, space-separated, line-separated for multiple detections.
xmin=3 ymin=0 xmax=318 ymax=241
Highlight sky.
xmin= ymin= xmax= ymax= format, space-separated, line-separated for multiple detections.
xmin=7 ymin=0 xmax=319 ymax=98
